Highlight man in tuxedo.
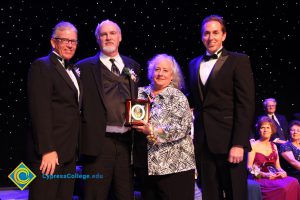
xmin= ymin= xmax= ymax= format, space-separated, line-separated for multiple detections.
xmin=27 ymin=21 xmax=81 ymax=200
xmin=188 ymin=15 xmax=255 ymax=200
xmin=77 ymin=20 xmax=140 ymax=200
xmin=260 ymin=98 xmax=288 ymax=143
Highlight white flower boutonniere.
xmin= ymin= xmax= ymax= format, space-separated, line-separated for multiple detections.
xmin=74 ymin=67 xmax=80 ymax=77
xmin=123 ymin=67 xmax=138 ymax=82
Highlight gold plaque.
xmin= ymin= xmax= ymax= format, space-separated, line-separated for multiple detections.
xmin=125 ymin=99 xmax=150 ymax=126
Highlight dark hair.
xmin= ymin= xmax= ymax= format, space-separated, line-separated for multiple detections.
xmin=201 ymin=15 xmax=226 ymax=35
xmin=255 ymin=116 xmax=277 ymax=135
xmin=288 ymin=120 xmax=300 ymax=132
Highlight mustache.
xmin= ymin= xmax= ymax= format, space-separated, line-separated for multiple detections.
xmin=104 ymin=41 xmax=115 ymax=45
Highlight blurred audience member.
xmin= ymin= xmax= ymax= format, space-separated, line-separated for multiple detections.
xmin=248 ymin=116 xmax=299 ymax=200
xmin=280 ymin=120 xmax=300 ymax=183
xmin=253 ymin=98 xmax=288 ymax=144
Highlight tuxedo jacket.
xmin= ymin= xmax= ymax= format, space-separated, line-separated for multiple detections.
xmin=76 ymin=53 xmax=140 ymax=156
xmin=27 ymin=52 xmax=82 ymax=164
xmin=189 ymin=48 xmax=255 ymax=154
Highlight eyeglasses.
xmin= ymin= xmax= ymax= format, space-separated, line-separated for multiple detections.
xmin=266 ymin=105 xmax=276 ymax=108
xmin=291 ymin=129 xmax=300 ymax=133
xmin=54 ymin=37 xmax=78 ymax=45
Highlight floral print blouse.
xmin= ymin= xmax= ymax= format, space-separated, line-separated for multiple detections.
xmin=138 ymin=85 xmax=196 ymax=175
xmin=279 ymin=141 xmax=300 ymax=173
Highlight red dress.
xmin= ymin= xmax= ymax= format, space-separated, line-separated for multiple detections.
xmin=253 ymin=142 xmax=300 ymax=200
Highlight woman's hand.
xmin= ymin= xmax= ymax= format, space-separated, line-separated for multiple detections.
xmin=132 ymin=122 xmax=152 ymax=135
xmin=133 ymin=122 xmax=158 ymax=144
xmin=263 ymin=171 xmax=286 ymax=179
xmin=264 ymin=172 xmax=278 ymax=180
xmin=275 ymin=171 xmax=287 ymax=178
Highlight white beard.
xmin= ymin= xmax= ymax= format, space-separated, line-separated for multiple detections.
xmin=103 ymin=46 xmax=116 ymax=54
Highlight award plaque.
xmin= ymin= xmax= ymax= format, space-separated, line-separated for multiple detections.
xmin=125 ymin=99 xmax=150 ymax=126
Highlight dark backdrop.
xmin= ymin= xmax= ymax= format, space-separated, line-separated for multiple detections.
xmin=0 ymin=0 xmax=299 ymax=186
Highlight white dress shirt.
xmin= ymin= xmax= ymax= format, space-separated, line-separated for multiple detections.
xmin=54 ymin=51 xmax=80 ymax=102
xmin=199 ymin=47 xmax=223 ymax=85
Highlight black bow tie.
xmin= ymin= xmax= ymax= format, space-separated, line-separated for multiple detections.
xmin=57 ymin=56 xmax=74 ymax=69
xmin=203 ymin=54 xmax=218 ymax=62
xmin=64 ymin=61 xmax=74 ymax=69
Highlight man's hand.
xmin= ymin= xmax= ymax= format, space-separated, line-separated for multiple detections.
xmin=228 ymin=146 xmax=244 ymax=164
xmin=40 ymin=151 xmax=59 ymax=175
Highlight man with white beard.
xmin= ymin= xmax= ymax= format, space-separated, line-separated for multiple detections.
xmin=76 ymin=20 xmax=140 ymax=200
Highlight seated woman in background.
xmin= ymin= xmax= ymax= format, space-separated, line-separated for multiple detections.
xmin=248 ymin=116 xmax=299 ymax=200
xmin=279 ymin=120 xmax=300 ymax=183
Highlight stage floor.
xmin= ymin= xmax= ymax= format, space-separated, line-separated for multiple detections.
xmin=0 ymin=184 xmax=202 ymax=200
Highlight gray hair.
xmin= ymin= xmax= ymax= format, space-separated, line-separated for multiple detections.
xmin=263 ymin=98 xmax=277 ymax=107
xmin=94 ymin=19 xmax=121 ymax=39
xmin=147 ymin=54 xmax=185 ymax=91
xmin=51 ymin=21 xmax=77 ymax=38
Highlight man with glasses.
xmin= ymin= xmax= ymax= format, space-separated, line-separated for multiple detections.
xmin=27 ymin=21 xmax=81 ymax=200
xmin=260 ymin=98 xmax=288 ymax=144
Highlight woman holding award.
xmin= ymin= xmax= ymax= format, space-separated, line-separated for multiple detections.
xmin=132 ymin=54 xmax=196 ymax=200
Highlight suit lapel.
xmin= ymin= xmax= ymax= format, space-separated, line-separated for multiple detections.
xmin=206 ymin=51 xmax=228 ymax=90
xmin=91 ymin=55 xmax=109 ymax=110
xmin=193 ymin=57 xmax=204 ymax=102
xmin=121 ymin=56 xmax=137 ymax=99
xmin=128 ymin=75 xmax=135 ymax=99
xmin=50 ymin=53 xmax=78 ymax=95
xmin=72 ymin=68 xmax=83 ymax=107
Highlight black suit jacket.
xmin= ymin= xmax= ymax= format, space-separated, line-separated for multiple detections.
xmin=27 ymin=52 xmax=82 ymax=164
xmin=76 ymin=53 xmax=140 ymax=156
xmin=189 ymin=49 xmax=255 ymax=154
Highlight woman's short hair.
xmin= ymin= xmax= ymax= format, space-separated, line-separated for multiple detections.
xmin=288 ymin=120 xmax=300 ymax=132
xmin=255 ymin=116 xmax=277 ymax=135
xmin=147 ymin=54 xmax=185 ymax=91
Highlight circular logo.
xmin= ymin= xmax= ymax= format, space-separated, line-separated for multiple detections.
xmin=13 ymin=167 xmax=30 ymax=185
xmin=131 ymin=104 xmax=145 ymax=120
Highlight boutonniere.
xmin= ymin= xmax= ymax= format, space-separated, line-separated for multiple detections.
xmin=123 ymin=67 xmax=138 ymax=82
xmin=74 ymin=67 xmax=80 ymax=77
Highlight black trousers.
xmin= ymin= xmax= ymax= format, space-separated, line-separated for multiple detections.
xmin=82 ymin=133 xmax=133 ymax=200
xmin=135 ymin=168 xmax=195 ymax=200
xmin=28 ymin=159 xmax=76 ymax=200
xmin=199 ymin=145 xmax=248 ymax=200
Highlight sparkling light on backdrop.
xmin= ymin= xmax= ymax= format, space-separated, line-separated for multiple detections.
xmin=0 ymin=0 xmax=299 ymax=186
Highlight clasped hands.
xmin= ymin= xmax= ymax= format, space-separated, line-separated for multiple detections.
xmin=264 ymin=171 xmax=287 ymax=179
